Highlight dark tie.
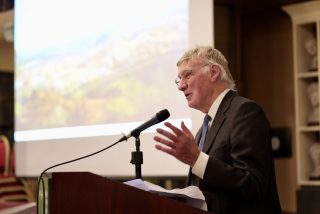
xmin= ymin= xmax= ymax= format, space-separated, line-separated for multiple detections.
xmin=198 ymin=114 xmax=211 ymax=151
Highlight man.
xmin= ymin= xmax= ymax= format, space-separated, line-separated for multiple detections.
xmin=154 ymin=46 xmax=282 ymax=214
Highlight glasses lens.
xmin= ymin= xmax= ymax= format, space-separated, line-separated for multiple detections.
xmin=175 ymin=77 xmax=181 ymax=86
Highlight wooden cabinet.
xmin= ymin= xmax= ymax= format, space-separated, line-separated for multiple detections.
xmin=283 ymin=1 xmax=320 ymax=186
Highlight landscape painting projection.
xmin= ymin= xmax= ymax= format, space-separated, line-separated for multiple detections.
xmin=14 ymin=0 xmax=190 ymax=141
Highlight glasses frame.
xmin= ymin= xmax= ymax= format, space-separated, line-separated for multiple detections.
xmin=175 ymin=64 xmax=210 ymax=87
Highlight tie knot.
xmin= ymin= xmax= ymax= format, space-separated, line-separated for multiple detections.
xmin=203 ymin=114 xmax=211 ymax=125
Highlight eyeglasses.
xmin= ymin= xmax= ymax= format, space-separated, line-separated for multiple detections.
xmin=175 ymin=69 xmax=194 ymax=86
xmin=175 ymin=64 xmax=209 ymax=86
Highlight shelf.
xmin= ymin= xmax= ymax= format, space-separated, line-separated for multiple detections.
xmin=299 ymin=180 xmax=320 ymax=186
xmin=284 ymin=1 xmax=320 ymax=187
xmin=299 ymin=126 xmax=320 ymax=132
xmin=297 ymin=72 xmax=318 ymax=78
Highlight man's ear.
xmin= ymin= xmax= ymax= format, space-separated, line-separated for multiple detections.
xmin=209 ymin=64 xmax=220 ymax=82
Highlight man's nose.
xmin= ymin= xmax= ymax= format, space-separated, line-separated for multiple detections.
xmin=178 ymin=81 xmax=187 ymax=91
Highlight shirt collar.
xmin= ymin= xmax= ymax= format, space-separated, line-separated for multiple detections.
xmin=207 ymin=88 xmax=230 ymax=123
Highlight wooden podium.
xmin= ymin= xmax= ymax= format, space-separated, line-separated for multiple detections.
xmin=48 ymin=172 xmax=210 ymax=214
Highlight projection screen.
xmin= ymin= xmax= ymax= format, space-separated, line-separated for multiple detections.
xmin=14 ymin=0 xmax=214 ymax=177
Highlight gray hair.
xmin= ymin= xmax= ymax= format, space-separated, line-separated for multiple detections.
xmin=177 ymin=46 xmax=236 ymax=90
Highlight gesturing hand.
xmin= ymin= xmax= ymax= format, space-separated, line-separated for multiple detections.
xmin=154 ymin=121 xmax=200 ymax=166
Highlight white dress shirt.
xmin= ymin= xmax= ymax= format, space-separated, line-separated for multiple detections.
xmin=192 ymin=88 xmax=230 ymax=179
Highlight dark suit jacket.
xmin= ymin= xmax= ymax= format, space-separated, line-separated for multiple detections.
xmin=188 ymin=90 xmax=282 ymax=214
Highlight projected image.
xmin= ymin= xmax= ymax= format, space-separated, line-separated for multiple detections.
xmin=14 ymin=0 xmax=190 ymax=140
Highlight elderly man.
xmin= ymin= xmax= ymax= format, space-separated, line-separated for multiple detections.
xmin=154 ymin=46 xmax=282 ymax=214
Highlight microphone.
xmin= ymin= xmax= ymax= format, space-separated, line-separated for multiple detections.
xmin=120 ymin=109 xmax=170 ymax=141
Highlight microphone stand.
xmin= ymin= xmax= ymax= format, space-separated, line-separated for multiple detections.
xmin=130 ymin=135 xmax=143 ymax=179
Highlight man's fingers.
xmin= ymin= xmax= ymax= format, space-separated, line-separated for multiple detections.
xmin=154 ymin=136 xmax=176 ymax=149
xmin=181 ymin=121 xmax=193 ymax=136
xmin=164 ymin=122 xmax=183 ymax=136
xmin=155 ymin=144 xmax=175 ymax=156
xmin=156 ymin=128 xmax=178 ymax=142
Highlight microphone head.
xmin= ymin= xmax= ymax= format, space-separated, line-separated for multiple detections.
xmin=156 ymin=109 xmax=170 ymax=122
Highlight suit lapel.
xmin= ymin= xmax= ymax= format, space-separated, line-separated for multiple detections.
xmin=202 ymin=90 xmax=236 ymax=153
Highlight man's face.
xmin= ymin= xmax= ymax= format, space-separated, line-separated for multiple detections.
xmin=177 ymin=58 xmax=213 ymax=112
